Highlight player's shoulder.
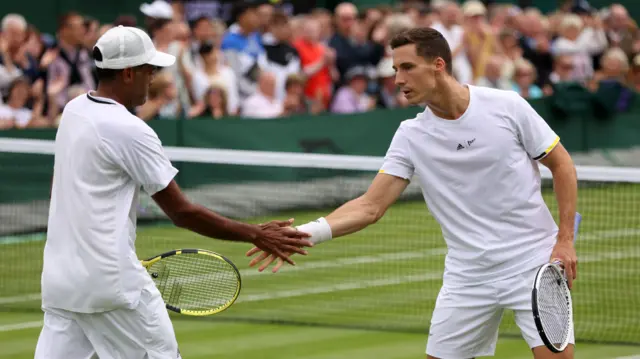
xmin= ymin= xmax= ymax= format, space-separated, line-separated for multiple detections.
xmin=76 ymin=93 xmax=157 ymax=143
xmin=396 ymin=108 xmax=428 ymax=132
xmin=470 ymin=85 xmax=527 ymax=112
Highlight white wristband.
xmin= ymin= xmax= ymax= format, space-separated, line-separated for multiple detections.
xmin=296 ymin=217 xmax=332 ymax=245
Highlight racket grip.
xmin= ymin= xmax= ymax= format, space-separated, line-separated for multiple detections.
xmin=573 ymin=212 xmax=582 ymax=243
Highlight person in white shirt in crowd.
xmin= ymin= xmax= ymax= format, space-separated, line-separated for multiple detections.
xmin=262 ymin=11 xmax=301 ymax=102
xmin=35 ymin=25 xmax=312 ymax=359
xmin=431 ymin=1 xmax=473 ymax=84
xmin=551 ymin=13 xmax=608 ymax=83
xmin=192 ymin=41 xmax=239 ymax=115
xmin=0 ymin=77 xmax=46 ymax=129
xmin=248 ymin=27 xmax=578 ymax=359
xmin=241 ymin=71 xmax=283 ymax=119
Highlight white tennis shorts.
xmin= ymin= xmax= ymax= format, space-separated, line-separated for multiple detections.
xmin=426 ymin=267 xmax=575 ymax=358
xmin=35 ymin=286 xmax=180 ymax=359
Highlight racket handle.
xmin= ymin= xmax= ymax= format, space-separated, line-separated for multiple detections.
xmin=573 ymin=212 xmax=582 ymax=243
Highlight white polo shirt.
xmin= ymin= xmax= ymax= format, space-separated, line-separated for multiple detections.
xmin=380 ymin=86 xmax=560 ymax=286
xmin=41 ymin=92 xmax=178 ymax=313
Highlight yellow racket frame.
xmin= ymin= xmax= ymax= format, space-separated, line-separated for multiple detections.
xmin=141 ymin=248 xmax=242 ymax=316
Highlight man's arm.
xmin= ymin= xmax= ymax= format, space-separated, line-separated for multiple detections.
xmin=539 ymin=142 xmax=579 ymax=288
xmin=153 ymin=180 xmax=313 ymax=264
xmin=247 ymin=173 xmax=409 ymax=272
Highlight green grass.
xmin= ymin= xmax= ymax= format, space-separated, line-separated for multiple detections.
xmin=1 ymin=184 xmax=639 ymax=357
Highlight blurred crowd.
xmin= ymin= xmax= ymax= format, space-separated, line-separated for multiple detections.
xmin=1 ymin=0 xmax=640 ymax=129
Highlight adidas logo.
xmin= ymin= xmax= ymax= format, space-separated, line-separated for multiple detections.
xmin=457 ymin=144 xmax=465 ymax=150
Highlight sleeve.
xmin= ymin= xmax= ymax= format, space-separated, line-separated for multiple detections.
xmin=511 ymin=94 xmax=560 ymax=160
xmin=103 ymin=124 xmax=178 ymax=196
xmin=379 ymin=125 xmax=414 ymax=180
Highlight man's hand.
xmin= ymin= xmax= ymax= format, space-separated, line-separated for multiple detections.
xmin=550 ymin=238 xmax=577 ymax=289
xmin=246 ymin=247 xmax=290 ymax=273
xmin=249 ymin=219 xmax=312 ymax=266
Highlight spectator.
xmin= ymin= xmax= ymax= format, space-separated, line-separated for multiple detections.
xmin=148 ymin=18 xmax=175 ymax=53
xmin=0 ymin=77 xmax=45 ymax=129
xmin=189 ymin=84 xmax=229 ymax=119
xmin=137 ymin=71 xmax=179 ymax=121
xmin=192 ymin=41 xmax=239 ymax=115
xmin=431 ymin=1 xmax=473 ymax=85
xmin=328 ymin=2 xmax=385 ymax=86
xmin=241 ymin=71 xmax=282 ymax=119
xmin=518 ymin=11 xmax=554 ymax=87
xmin=588 ymin=47 xmax=629 ymax=92
xmin=293 ymin=17 xmax=334 ymax=110
xmin=257 ymin=2 xmax=275 ymax=34
xmin=604 ymin=4 xmax=639 ymax=58
xmin=511 ymin=58 xmax=544 ymax=100
xmin=282 ymin=74 xmax=317 ymax=115
xmin=0 ymin=14 xmax=40 ymax=94
xmin=331 ymin=66 xmax=375 ymax=114
xmin=628 ymin=54 xmax=640 ymax=92
xmin=552 ymin=13 xmax=608 ymax=84
xmin=548 ymin=54 xmax=576 ymax=85
xmin=475 ymin=55 xmax=511 ymax=90
xmin=498 ymin=29 xmax=523 ymax=80
xmin=311 ymin=8 xmax=333 ymax=43
xmin=262 ymin=11 xmax=301 ymax=102
xmin=140 ymin=0 xmax=174 ymax=30
xmin=462 ymin=1 xmax=499 ymax=82
xmin=113 ymin=15 xmax=137 ymax=28
xmin=375 ymin=57 xmax=409 ymax=109
xmin=221 ymin=0 xmax=266 ymax=101
xmin=48 ymin=12 xmax=95 ymax=109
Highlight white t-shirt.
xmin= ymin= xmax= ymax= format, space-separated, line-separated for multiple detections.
xmin=0 ymin=104 xmax=32 ymax=128
xmin=240 ymin=92 xmax=283 ymax=119
xmin=41 ymin=92 xmax=178 ymax=313
xmin=380 ymin=86 xmax=559 ymax=286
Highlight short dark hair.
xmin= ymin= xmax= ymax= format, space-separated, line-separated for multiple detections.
xmin=389 ymin=27 xmax=453 ymax=75
xmin=58 ymin=12 xmax=82 ymax=32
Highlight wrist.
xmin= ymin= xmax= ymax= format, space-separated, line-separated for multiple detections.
xmin=296 ymin=217 xmax=332 ymax=245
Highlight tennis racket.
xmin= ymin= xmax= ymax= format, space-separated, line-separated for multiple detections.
xmin=141 ymin=249 xmax=241 ymax=316
xmin=532 ymin=212 xmax=582 ymax=353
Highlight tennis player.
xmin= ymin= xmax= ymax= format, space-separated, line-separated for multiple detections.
xmin=35 ymin=26 xmax=312 ymax=359
xmin=247 ymin=27 xmax=578 ymax=359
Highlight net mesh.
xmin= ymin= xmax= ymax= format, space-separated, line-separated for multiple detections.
xmin=1 ymin=138 xmax=639 ymax=345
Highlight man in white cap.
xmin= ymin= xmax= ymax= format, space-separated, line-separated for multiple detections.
xmin=35 ymin=26 xmax=312 ymax=358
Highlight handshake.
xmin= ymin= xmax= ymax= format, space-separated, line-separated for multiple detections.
xmin=245 ymin=218 xmax=332 ymax=273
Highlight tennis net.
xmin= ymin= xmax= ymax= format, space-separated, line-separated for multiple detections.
xmin=0 ymin=138 xmax=639 ymax=345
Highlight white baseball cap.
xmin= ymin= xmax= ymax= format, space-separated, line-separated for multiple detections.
xmin=140 ymin=0 xmax=174 ymax=20
xmin=93 ymin=25 xmax=175 ymax=70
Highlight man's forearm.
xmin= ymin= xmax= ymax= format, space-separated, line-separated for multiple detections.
xmin=325 ymin=197 xmax=379 ymax=237
xmin=172 ymin=204 xmax=258 ymax=243
xmin=552 ymin=164 xmax=578 ymax=242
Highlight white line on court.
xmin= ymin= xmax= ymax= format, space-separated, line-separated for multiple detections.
xmin=0 ymin=321 xmax=43 ymax=332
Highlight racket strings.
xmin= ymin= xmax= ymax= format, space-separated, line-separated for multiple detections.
xmin=537 ymin=267 xmax=571 ymax=347
xmin=148 ymin=253 xmax=239 ymax=312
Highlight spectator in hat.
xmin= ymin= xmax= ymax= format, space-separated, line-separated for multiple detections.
xmin=140 ymin=0 xmax=174 ymax=29
xmin=462 ymin=0 xmax=499 ymax=82
xmin=221 ymin=0 xmax=267 ymax=102
xmin=375 ymin=57 xmax=408 ymax=109
xmin=241 ymin=71 xmax=283 ymax=119
xmin=262 ymin=11 xmax=301 ymax=102
xmin=330 ymin=66 xmax=375 ymax=114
